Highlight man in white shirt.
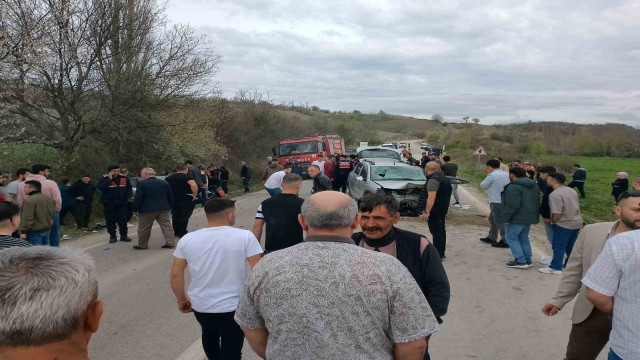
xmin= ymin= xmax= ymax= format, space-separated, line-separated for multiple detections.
xmin=170 ymin=198 xmax=263 ymax=360
xmin=311 ymin=154 xmax=327 ymax=174
xmin=6 ymin=168 xmax=30 ymax=204
xmin=264 ymin=165 xmax=292 ymax=198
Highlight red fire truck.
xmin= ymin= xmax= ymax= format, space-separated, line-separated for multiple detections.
xmin=272 ymin=134 xmax=345 ymax=176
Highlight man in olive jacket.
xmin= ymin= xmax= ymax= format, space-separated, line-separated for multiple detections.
xmin=500 ymin=167 xmax=540 ymax=269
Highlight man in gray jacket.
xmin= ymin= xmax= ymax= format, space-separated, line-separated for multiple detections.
xmin=541 ymin=190 xmax=640 ymax=359
xmin=479 ymin=159 xmax=511 ymax=247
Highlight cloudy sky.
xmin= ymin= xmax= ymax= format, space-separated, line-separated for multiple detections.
xmin=166 ymin=0 xmax=640 ymax=126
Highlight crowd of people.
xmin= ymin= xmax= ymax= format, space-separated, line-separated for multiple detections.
xmin=0 ymin=149 xmax=639 ymax=360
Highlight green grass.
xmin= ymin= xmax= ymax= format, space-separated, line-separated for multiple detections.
xmin=456 ymin=156 xmax=640 ymax=223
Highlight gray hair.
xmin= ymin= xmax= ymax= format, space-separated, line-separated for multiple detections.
xmin=0 ymin=247 xmax=98 ymax=347
xmin=141 ymin=167 xmax=156 ymax=176
xmin=301 ymin=196 xmax=358 ymax=229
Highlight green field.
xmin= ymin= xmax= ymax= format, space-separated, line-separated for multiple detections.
xmin=456 ymin=156 xmax=640 ymax=223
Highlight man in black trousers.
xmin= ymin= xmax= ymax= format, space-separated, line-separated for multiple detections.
xmin=132 ymin=167 xmax=175 ymax=250
xmin=98 ymin=164 xmax=133 ymax=243
xmin=418 ymin=162 xmax=452 ymax=258
xmin=69 ymin=175 xmax=96 ymax=231
xmin=166 ymin=163 xmax=198 ymax=239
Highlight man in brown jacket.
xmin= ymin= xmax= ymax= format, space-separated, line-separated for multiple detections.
xmin=540 ymin=190 xmax=640 ymax=359
xmin=19 ymin=180 xmax=55 ymax=246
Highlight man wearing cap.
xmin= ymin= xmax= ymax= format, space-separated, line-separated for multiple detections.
xmin=98 ymin=164 xmax=133 ymax=243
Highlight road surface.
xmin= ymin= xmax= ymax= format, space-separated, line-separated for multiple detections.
xmin=65 ymin=148 xmax=606 ymax=359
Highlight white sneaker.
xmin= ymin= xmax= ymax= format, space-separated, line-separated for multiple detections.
xmin=538 ymin=267 xmax=562 ymax=275
xmin=540 ymin=256 xmax=552 ymax=265
xmin=127 ymin=223 xmax=135 ymax=228
xmin=452 ymin=203 xmax=462 ymax=208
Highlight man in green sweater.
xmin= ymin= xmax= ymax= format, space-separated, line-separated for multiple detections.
xmin=500 ymin=167 xmax=540 ymax=269
xmin=19 ymin=180 xmax=55 ymax=246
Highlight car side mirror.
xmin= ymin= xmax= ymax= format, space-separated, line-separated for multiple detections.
xmin=356 ymin=176 xmax=364 ymax=181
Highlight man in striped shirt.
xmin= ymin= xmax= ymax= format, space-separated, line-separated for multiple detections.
xmin=0 ymin=202 xmax=31 ymax=250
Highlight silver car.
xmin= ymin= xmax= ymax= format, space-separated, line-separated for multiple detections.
xmin=347 ymin=158 xmax=426 ymax=216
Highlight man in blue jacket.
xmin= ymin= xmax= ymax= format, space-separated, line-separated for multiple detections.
xmin=98 ymin=164 xmax=133 ymax=243
xmin=568 ymin=164 xmax=587 ymax=198
xmin=132 ymin=167 xmax=175 ymax=250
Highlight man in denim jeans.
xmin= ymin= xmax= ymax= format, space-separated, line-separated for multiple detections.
xmin=538 ymin=166 xmax=557 ymax=265
xmin=500 ymin=167 xmax=540 ymax=269
xmin=18 ymin=181 xmax=55 ymax=246
xmin=540 ymin=173 xmax=583 ymax=275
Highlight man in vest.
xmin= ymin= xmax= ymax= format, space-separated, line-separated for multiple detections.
xmin=419 ymin=162 xmax=452 ymax=258
xmin=332 ymin=154 xmax=353 ymax=193
xmin=352 ymin=193 xmax=450 ymax=360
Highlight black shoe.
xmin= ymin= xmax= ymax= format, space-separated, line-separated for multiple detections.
xmin=109 ymin=237 xmax=117 ymax=244
xmin=120 ymin=237 xmax=132 ymax=242
xmin=161 ymin=245 xmax=175 ymax=249
xmin=480 ymin=237 xmax=497 ymax=244
xmin=492 ymin=241 xmax=509 ymax=248
xmin=132 ymin=245 xmax=148 ymax=250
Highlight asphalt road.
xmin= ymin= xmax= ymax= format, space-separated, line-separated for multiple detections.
xmin=66 ymin=145 xmax=607 ymax=360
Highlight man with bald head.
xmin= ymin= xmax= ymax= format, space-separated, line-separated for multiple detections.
xmin=236 ymin=191 xmax=439 ymax=360
xmin=132 ymin=167 xmax=175 ymax=250
xmin=418 ymin=162 xmax=452 ymax=258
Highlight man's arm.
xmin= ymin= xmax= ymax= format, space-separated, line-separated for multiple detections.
xmin=18 ymin=200 xmax=35 ymax=232
xmin=187 ymin=179 xmax=198 ymax=198
xmin=241 ymin=327 xmax=269 ymax=359
xmin=586 ymin=287 xmax=613 ymax=315
xmin=425 ymin=191 xmax=436 ymax=213
xmin=132 ymin=182 xmax=144 ymax=212
xmin=549 ymin=193 xmax=562 ymax=224
xmin=394 ymin=338 xmax=428 ymax=360
xmin=501 ymin=187 xmax=521 ymax=223
xmin=420 ymin=242 xmax=450 ymax=320
xmin=252 ymin=219 xmax=265 ymax=242
xmin=247 ymin=254 xmax=262 ymax=268
xmin=170 ymin=257 xmax=192 ymax=313
xmin=551 ymin=213 xmax=561 ymax=223
xmin=479 ymin=175 xmax=493 ymax=190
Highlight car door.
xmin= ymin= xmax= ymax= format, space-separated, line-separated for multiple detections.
xmin=349 ymin=163 xmax=365 ymax=199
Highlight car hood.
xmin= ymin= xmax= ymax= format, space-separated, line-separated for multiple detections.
xmin=372 ymin=180 xmax=425 ymax=190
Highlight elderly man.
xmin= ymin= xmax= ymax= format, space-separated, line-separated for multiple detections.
xmin=418 ymin=162 xmax=452 ymax=258
xmin=0 ymin=247 xmax=103 ymax=360
xmin=541 ymin=190 xmax=640 ymax=360
xmin=352 ymin=193 xmax=450 ymax=360
xmin=235 ymin=191 xmax=439 ymax=360
xmin=132 ymin=167 xmax=175 ymax=250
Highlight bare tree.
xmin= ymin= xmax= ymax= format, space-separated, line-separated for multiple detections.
xmin=472 ymin=118 xmax=480 ymax=125
xmin=462 ymin=116 xmax=469 ymax=124
xmin=431 ymin=114 xmax=444 ymax=123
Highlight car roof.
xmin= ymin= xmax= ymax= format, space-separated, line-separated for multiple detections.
xmin=361 ymin=158 xmax=412 ymax=166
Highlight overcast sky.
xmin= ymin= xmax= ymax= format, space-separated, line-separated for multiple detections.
xmin=166 ymin=0 xmax=640 ymax=126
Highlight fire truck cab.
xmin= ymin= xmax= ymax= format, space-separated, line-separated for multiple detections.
xmin=272 ymin=134 xmax=345 ymax=177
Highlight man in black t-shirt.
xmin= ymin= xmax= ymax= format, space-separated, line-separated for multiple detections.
xmin=165 ymin=163 xmax=198 ymax=238
xmin=252 ymin=173 xmax=304 ymax=253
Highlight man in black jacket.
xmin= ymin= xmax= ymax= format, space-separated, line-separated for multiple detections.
xmin=240 ymin=161 xmax=252 ymax=193
xmin=69 ymin=175 xmax=96 ymax=231
xmin=308 ymin=165 xmax=332 ymax=194
xmin=352 ymin=193 xmax=450 ymax=360
xmin=132 ymin=167 xmax=175 ymax=250
xmin=98 ymin=164 xmax=133 ymax=243
xmin=332 ymin=154 xmax=352 ymax=193
xmin=419 ymin=162 xmax=453 ymax=258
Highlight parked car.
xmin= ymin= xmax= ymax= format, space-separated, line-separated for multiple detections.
xmin=356 ymin=146 xmax=402 ymax=160
xmin=347 ymin=158 xmax=426 ymax=216
xmin=381 ymin=143 xmax=397 ymax=149
xmin=420 ymin=143 xmax=430 ymax=151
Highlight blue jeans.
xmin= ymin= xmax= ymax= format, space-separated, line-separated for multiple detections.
xmin=550 ymin=225 xmax=580 ymax=270
xmin=544 ymin=221 xmax=554 ymax=245
xmin=265 ymin=187 xmax=282 ymax=198
xmin=242 ymin=178 xmax=251 ymax=192
xmin=49 ymin=211 xmax=60 ymax=247
xmin=608 ymin=349 xmax=623 ymax=360
xmin=505 ymin=224 xmax=532 ymax=264
xmin=27 ymin=229 xmax=51 ymax=246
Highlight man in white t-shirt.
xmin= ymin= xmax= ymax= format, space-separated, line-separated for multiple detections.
xmin=6 ymin=168 xmax=30 ymax=204
xmin=170 ymin=198 xmax=263 ymax=359
xmin=264 ymin=165 xmax=292 ymax=198
xmin=311 ymin=154 xmax=327 ymax=175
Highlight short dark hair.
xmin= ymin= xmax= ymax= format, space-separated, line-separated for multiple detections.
xmin=31 ymin=164 xmax=50 ymax=174
xmin=573 ymin=164 xmax=580 ymax=168
xmin=442 ymin=155 xmax=451 ymax=162
xmin=24 ymin=180 xmax=42 ymax=191
xmin=538 ymin=166 xmax=556 ymax=175
xmin=81 ymin=174 xmax=91 ymax=178
xmin=487 ymin=159 xmax=501 ymax=169
xmin=185 ymin=160 xmax=193 ymax=165
xmin=0 ymin=202 xmax=20 ymax=222
xmin=176 ymin=163 xmax=188 ymax=172
xmin=16 ymin=168 xmax=29 ymax=177
xmin=61 ymin=179 xmax=70 ymax=184
xmin=509 ymin=167 xmax=527 ymax=178
xmin=616 ymin=190 xmax=640 ymax=204
xmin=349 ymin=154 xmax=356 ymax=159
xmin=204 ymin=198 xmax=235 ymax=217
xmin=282 ymin=173 xmax=302 ymax=184
xmin=550 ymin=173 xmax=566 ymax=184
xmin=358 ymin=193 xmax=399 ymax=216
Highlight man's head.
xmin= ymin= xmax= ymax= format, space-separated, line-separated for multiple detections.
xmin=185 ymin=160 xmax=194 ymax=167
xmin=0 ymin=247 xmax=102 ymax=349
xmin=282 ymin=174 xmax=303 ymax=195
xmin=31 ymin=164 xmax=51 ymax=178
xmin=358 ymin=193 xmax=400 ymax=240
xmin=0 ymin=201 xmax=21 ymax=233
xmin=547 ymin=173 xmax=566 ymax=189
xmin=107 ymin=164 xmax=120 ymax=176
xmin=61 ymin=178 xmax=70 ymax=186
xmin=349 ymin=154 xmax=356 ymax=160
xmin=15 ymin=168 xmax=30 ymax=182
xmin=617 ymin=172 xmax=628 ymax=180
xmin=283 ymin=165 xmax=293 ymax=174
xmin=572 ymin=164 xmax=580 ymax=170
xmin=81 ymin=175 xmax=91 ymax=184
xmin=442 ymin=155 xmax=451 ymax=163
xmin=615 ymin=190 xmax=640 ymax=230
xmin=634 ymin=177 xmax=640 ymax=191
xmin=429 ymin=153 xmax=436 ymax=160
xmin=486 ymin=159 xmax=500 ymax=173
xmin=307 ymin=165 xmax=321 ymax=178
xmin=140 ymin=167 xmax=156 ymax=179
xmin=0 ymin=170 xmax=10 ymax=186
xmin=513 ymin=160 xmax=522 ymax=168
xmin=24 ymin=180 xmax=42 ymax=195
xmin=299 ymin=191 xmax=359 ymax=237
xmin=509 ymin=167 xmax=527 ymax=181
xmin=204 ymin=198 xmax=236 ymax=225
xmin=422 ymin=152 xmax=427 ymax=157
xmin=329 ymin=156 xmax=336 ymax=164
xmin=241 ymin=161 xmax=247 ymax=166
xmin=266 ymin=156 xmax=272 ymax=163
xmin=119 ymin=168 xmax=128 ymax=176
xmin=425 ymin=161 xmax=440 ymax=176
xmin=538 ymin=166 xmax=556 ymax=181
xmin=175 ymin=163 xmax=188 ymax=173
xmin=317 ymin=154 xmax=325 ymax=161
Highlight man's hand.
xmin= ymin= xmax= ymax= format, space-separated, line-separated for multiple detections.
xmin=542 ymin=303 xmax=559 ymax=316
xmin=20 ymin=234 xmax=27 ymax=240
xmin=177 ymin=299 xmax=192 ymax=313
xmin=420 ymin=211 xmax=430 ymax=221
